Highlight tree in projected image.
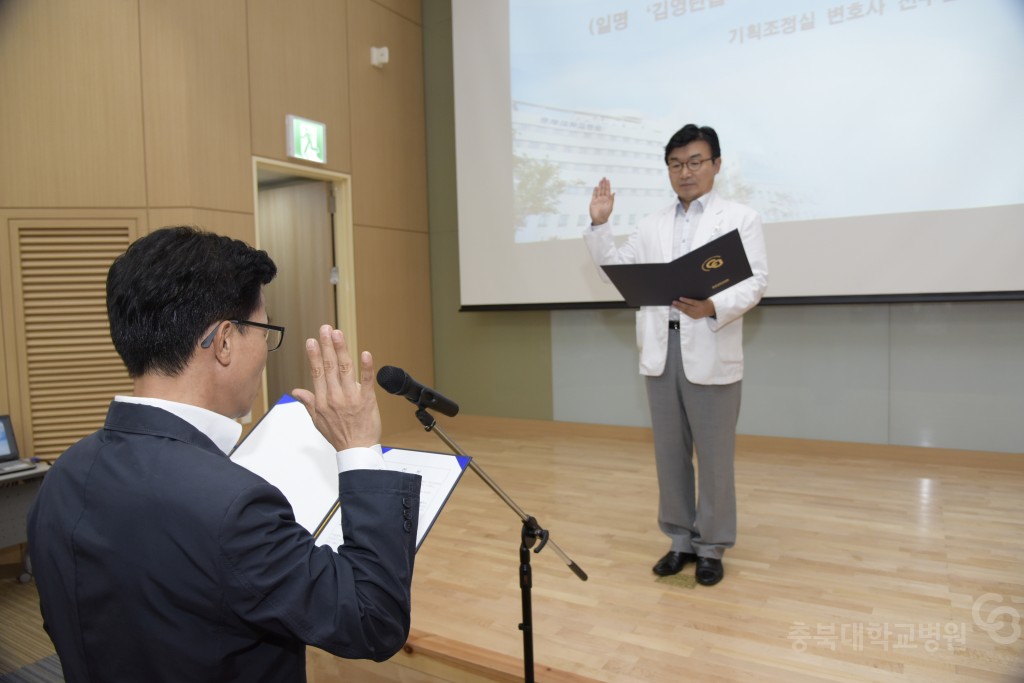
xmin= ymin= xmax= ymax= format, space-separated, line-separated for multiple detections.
xmin=512 ymin=154 xmax=568 ymax=234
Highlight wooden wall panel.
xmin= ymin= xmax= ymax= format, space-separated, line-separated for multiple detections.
xmin=348 ymin=0 xmax=428 ymax=232
xmin=247 ymin=0 xmax=353 ymax=173
xmin=370 ymin=0 xmax=422 ymax=25
xmin=353 ymin=226 xmax=434 ymax=438
xmin=147 ymin=209 xmax=256 ymax=246
xmin=139 ymin=0 xmax=253 ymax=214
xmin=0 ymin=0 xmax=433 ymax=452
xmin=0 ymin=0 xmax=146 ymax=208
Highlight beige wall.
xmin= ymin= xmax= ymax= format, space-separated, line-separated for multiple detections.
xmin=346 ymin=0 xmax=433 ymax=435
xmin=248 ymin=0 xmax=353 ymax=173
xmin=0 ymin=1 xmax=147 ymax=208
xmin=422 ymin=1 xmax=554 ymax=420
xmin=0 ymin=0 xmax=431 ymax=455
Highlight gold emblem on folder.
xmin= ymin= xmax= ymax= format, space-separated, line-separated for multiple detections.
xmin=701 ymin=255 xmax=724 ymax=272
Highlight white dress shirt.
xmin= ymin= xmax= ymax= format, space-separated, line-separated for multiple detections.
xmin=114 ymin=395 xmax=384 ymax=472
xmin=669 ymin=194 xmax=708 ymax=321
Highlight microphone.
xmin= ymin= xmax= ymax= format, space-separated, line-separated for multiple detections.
xmin=376 ymin=366 xmax=460 ymax=417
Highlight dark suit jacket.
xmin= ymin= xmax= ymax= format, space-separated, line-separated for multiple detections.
xmin=27 ymin=401 xmax=421 ymax=682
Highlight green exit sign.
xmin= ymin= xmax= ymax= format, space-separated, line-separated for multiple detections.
xmin=286 ymin=115 xmax=327 ymax=164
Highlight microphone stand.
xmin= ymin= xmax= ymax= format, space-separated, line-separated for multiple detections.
xmin=411 ymin=406 xmax=587 ymax=683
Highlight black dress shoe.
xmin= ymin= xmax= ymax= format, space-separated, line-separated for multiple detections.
xmin=695 ymin=557 xmax=724 ymax=586
xmin=652 ymin=551 xmax=697 ymax=576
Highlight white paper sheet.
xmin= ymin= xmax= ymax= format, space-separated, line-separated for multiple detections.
xmin=230 ymin=396 xmax=468 ymax=550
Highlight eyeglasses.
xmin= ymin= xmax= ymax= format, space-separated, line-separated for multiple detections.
xmin=200 ymin=320 xmax=285 ymax=352
xmin=667 ymin=157 xmax=716 ymax=174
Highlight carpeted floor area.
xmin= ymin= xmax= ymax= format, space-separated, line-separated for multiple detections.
xmin=0 ymin=654 xmax=63 ymax=683
xmin=0 ymin=572 xmax=57 ymax=681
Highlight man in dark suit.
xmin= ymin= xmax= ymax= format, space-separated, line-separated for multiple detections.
xmin=28 ymin=226 xmax=421 ymax=682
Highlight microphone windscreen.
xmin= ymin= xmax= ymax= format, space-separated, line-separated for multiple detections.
xmin=376 ymin=365 xmax=407 ymax=394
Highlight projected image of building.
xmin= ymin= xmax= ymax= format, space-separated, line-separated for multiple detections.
xmin=512 ymin=101 xmax=671 ymax=244
xmin=511 ymin=101 xmax=800 ymax=244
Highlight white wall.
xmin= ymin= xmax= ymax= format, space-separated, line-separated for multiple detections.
xmin=552 ymin=301 xmax=1024 ymax=454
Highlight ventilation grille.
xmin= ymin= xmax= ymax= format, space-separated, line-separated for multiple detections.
xmin=17 ymin=225 xmax=133 ymax=460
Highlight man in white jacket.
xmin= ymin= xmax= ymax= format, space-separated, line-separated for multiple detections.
xmin=584 ymin=124 xmax=768 ymax=586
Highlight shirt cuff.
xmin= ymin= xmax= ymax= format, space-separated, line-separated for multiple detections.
xmin=335 ymin=444 xmax=385 ymax=473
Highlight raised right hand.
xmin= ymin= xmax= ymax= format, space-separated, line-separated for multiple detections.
xmin=589 ymin=177 xmax=616 ymax=225
xmin=291 ymin=325 xmax=381 ymax=451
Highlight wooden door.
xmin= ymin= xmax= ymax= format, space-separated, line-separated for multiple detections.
xmin=257 ymin=180 xmax=336 ymax=404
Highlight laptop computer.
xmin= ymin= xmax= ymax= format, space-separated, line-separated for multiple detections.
xmin=0 ymin=415 xmax=35 ymax=475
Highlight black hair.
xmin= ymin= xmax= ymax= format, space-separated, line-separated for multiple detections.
xmin=106 ymin=226 xmax=277 ymax=378
xmin=664 ymin=124 xmax=721 ymax=164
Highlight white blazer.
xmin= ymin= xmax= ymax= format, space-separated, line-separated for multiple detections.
xmin=584 ymin=192 xmax=769 ymax=384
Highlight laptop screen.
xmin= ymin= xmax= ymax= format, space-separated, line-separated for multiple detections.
xmin=0 ymin=415 xmax=19 ymax=462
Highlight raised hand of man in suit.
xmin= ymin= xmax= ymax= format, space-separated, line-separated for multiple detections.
xmin=292 ymin=324 xmax=381 ymax=452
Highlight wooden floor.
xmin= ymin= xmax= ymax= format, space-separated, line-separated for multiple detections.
xmin=4 ymin=415 xmax=1024 ymax=682
xmin=373 ymin=416 xmax=1024 ymax=683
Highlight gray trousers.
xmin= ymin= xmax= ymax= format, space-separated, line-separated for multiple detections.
xmin=645 ymin=329 xmax=741 ymax=560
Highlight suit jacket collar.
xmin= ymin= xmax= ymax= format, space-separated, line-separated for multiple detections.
xmin=103 ymin=401 xmax=226 ymax=459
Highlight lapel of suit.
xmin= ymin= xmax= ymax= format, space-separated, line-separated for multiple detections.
xmin=692 ymin=192 xmax=726 ymax=249
xmin=657 ymin=201 xmax=676 ymax=262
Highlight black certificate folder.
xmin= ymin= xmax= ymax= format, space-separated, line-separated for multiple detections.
xmin=600 ymin=229 xmax=753 ymax=306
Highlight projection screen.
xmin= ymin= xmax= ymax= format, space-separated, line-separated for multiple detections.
xmin=452 ymin=0 xmax=1024 ymax=307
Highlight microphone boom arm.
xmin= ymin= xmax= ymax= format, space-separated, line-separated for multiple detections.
xmin=399 ymin=391 xmax=589 ymax=683
xmin=413 ymin=408 xmax=587 ymax=581
xmin=378 ymin=364 xmax=588 ymax=681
